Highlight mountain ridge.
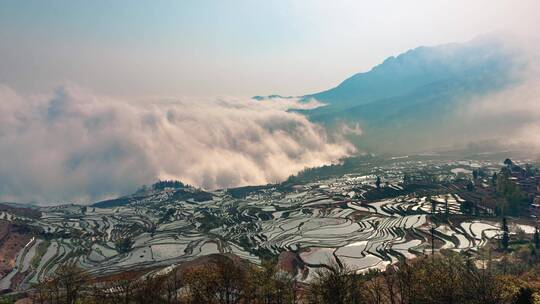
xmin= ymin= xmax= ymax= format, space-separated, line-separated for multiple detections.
xmin=293 ymin=34 xmax=528 ymax=152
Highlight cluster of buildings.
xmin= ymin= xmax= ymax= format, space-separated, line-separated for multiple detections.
xmin=507 ymin=163 xmax=540 ymax=210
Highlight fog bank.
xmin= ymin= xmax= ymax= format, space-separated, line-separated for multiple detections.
xmin=0 ymin=86 xmax=354 ymax=204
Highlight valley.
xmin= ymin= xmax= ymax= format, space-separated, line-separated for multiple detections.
xmin=2 ymin=154 xmax=537 ymax=292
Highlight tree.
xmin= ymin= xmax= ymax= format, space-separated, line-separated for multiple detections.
xmin=430 ymin=226 xmax=435 ymax=255
xmin=492 ymin=172 xmax=498 ymax=187
xmin=306 ymin=260 xmax=361 ymax=304
xmin=502 ymin=217 xmax=510 ymax=250
xmin=444 ymin=196 xmax=450 ymax=219
xmin=214 ymin=258 xmax=246 ymax=304
xmin=460 ymin=200 xmax=474 ymax=214
xmin=34 ymin=265 xmax=90 ymax=304
xmin=524 ymin=164 xmax=537 ymax=177
xmin=250 ymin=260 xmax=296 ymax=304
xmin=183 ymin=264 xmax=221 ymax=303
xmin=164 ymin=267 xmax=183 ymax=304
xmin=516 ymin=227 xmax=527 ymax=243
xmin=428 ymin=195 xmax=435 ymax=214
xmin=513 ymin=287 xmax=534 ymax=304
xmin=466 ymin=181 xmax=475 ymax=192
xmin=403 ymin=173 xmax=411 ymax=185
xmin=534 ymin=226 xmax=540 ymax=250
xmin=375 ymin=176 xmax=381 ymax=190
xmin=104 ymin=278 xmax=136 ymax=304
xmin=115 ymin=237 xmax=133 ymax=253
xmin=494 ymin=166 xmax=527 ymax=216
xmin=132 ymin=275 xmax=166 ymax=304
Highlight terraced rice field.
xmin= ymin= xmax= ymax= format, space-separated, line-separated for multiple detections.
xmin=0 ymin=158 xmax=515 ymax=289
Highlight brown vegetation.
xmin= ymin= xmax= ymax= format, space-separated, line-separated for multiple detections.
xmin=0 ymin=221 xmax=32 ymax=280
xmin=27 ymin=254 xmax=297 ymax=304
xmin=16 ymin=247 xmax=540 ymax=304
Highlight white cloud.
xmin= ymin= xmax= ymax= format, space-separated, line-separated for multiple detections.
xmin=462 ymin=80 xmax=540 ymax=150
xmin=0 ymin=85 xmax=355 ymax=204
xmin=340 ymin=122 xmax=363 ymax=136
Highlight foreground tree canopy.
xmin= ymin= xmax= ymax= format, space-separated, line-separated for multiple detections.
xmin=7 ymin=249 xmax=540 ymax=304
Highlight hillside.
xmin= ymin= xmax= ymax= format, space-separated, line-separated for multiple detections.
xmin=2 ymin=156 xmax=536 ymax=293
xmin=300 ymin=34 xmax=527 ymax=152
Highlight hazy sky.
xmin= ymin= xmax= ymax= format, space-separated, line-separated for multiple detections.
xmin=1 ymin=0 xmax=539 ymax=98
xmin=1 ymin=0 xmax=540 ymax=204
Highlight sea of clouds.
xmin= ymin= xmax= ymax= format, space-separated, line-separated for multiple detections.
xmin=0 ymin=86 xmax=355 ymax=204
xmin=2 ymin=35 xmax=539 ymax=205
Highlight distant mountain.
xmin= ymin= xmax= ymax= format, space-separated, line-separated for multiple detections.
xmin=251 ymin=94 xmax=292 ymax=101
xmin=299 ymin=34 xmax=528 ymax=152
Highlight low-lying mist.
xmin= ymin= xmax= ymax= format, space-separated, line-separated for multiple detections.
xmin=330 ymin=34 xmax=540 ymax=156
xmin=454 ymin=36 xmax=540 ymax=154
xmin=0 ymin=86 xmax=355 ymax=205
